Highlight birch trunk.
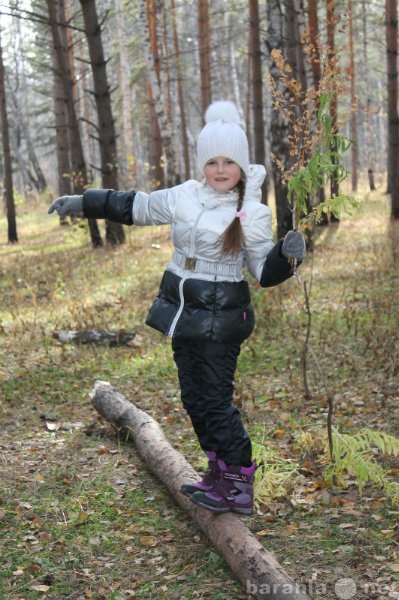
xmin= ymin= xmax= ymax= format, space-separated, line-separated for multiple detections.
xmin=137 ymin=0 xmax=178 ymax=187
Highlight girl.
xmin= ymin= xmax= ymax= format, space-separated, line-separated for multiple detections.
xmin=48 ymin=101 xmax=305 ymax=515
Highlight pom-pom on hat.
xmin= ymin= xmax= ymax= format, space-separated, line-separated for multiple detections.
xmin=197 ymin=101 xmax=250 ymax=175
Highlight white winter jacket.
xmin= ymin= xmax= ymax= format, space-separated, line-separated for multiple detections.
xmin=82 ymin=164 xmax=294 ymax=342
xmin=132 ymin=164 xmax=274 ymax=283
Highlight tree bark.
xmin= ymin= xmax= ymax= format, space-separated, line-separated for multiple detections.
xmin=265 ymin=0 xmax=292 ymax=239
xmin=80 ymin=0 xmax=125 ymax=247
xmin=114 ymin=0 xmax=136 ymax=187
xmin=386 ymin=0 xmax=399 ymax=218
xmin=348 ymin=0 xmax=358 ymax=193
xmin=198 ymin=0 xmax=212 ymax=115
xmin=0 ymin=31 xmax=18 ymax=243
xmin=361 ymin=0 xmax=375 ymax=192
xmin=308 ymin=0 xmax=327 ymax=225
xmin=90 ymin=381 xmax=311 ymax=600
xmin=171 ymin=0 xmax=190 ymax=180
xmin=249 ymin=0 xmax=267 ymax=202
xmin=137 ymin=0 xmax=181 ymax=187
xmin=326 ymin=0 xmax=340 ymax=207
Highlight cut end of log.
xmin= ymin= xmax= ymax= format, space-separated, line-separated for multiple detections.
xmin=89 ymin=380 xmax=112 ymax=400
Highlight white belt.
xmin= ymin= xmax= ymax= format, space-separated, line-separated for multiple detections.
xmin=172 ymin=250 xmax=243 ymax=278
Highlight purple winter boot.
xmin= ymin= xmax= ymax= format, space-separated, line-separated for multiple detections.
xmin=190 ymin=459 xmax=257 ymax=515
xmin=180 ymin=451 xmax=220 ymax=497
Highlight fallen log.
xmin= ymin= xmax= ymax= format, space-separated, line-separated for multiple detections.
xmin=90 ymin=381 xmax=310 ymax=600
xmin=53 ymin=328 xmax=136 ymax=346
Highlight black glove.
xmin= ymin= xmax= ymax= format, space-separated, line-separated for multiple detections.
xmin=281 ymin=230 xmax=306 ymax=260
xmin=48 ymin=195 xmax=84 ymax=218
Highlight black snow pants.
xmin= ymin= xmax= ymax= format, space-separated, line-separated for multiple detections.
xmin=172 ymin=338 xmax=252 ymax=467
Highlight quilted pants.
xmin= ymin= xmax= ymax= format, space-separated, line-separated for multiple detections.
xmin=172 ymin=338 xmax=252 ymax=467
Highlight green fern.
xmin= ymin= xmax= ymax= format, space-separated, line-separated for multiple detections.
xmin=324 ymin=427 xmax=399 ymax=504
xmin=252 ymin=442 xmax=298 ymax=505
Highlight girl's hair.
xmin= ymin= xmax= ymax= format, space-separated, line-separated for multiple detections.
xmin=220 ymin=173 xmax=246 ymax=256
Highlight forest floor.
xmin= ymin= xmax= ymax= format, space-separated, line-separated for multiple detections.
xmin=0 ymin=186 xmax=399 ymax=600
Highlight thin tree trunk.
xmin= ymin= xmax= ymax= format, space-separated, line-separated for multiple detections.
xmin=327 ymin=0 xmax=340 ymax=224
xmin=8 ymin=84 xmax=47 ymax=193
xmin=90 ymin=381 xmax=311 ymax=600
xmin=348 ymin=0 xmax=358 ymax=192
xmin=361 ymin=0 xmax=375 ymax=191
xmin=0 ymin=32 xmax=18 ymax=243
xmin=198 ymin=0 xmax=212 ymax=115
xmin=114 ymin=0 xmax=135 ymax=187
xmin=52 ymin=38 xmax=72 ymax=226
xmin=137 ymin=0 xmax=178 ymax=187
xmin=308 ymin=0 xmax=327 ymax=225
xmin=79 ymin=0 xmax=125 ymax=246
xmin=171 ymin=0 xmax=190 ymax=180
xmin=386 ymin=0 xmax=399 ymax=218
xmin=266 ymin=0 xmax=292 ymax=239
xmin=249 ymin=0 xmax=267 ymax=202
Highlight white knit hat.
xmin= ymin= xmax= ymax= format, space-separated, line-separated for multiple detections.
xmin=197 ymin=101 xmax=250 ymax=175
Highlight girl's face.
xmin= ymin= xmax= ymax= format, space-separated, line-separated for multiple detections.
xmin=204 ymin=157 xmax=241 ymax=193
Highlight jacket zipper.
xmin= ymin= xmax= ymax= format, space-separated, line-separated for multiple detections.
xmin=188 ymin=208 xmax=206 ymax=257
xmin=168 ymin=276 xmax=186 ymax=337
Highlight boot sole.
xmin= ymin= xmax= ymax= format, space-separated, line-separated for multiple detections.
xmin=190 ymin=495 xmax=253 ymax=515
xmin=180 ymin=484 xmax=212 ymax=497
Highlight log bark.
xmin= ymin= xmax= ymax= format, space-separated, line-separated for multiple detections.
xmin=53 ymin=329 xmax=135 ymax=345
xmin=90 ymin=381 xmax=310 ymax=600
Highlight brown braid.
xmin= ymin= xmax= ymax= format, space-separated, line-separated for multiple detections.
xmin=220 ymin=173 xmax=246 ymax=256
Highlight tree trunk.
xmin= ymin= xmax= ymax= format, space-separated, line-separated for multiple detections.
xmin=361 ymin=0 xmax=375 ymax=192
xmin=8 ymin=85 xmax=47 ymax=194
xmin=0 ymin=32 xmax=18 ymax=243
xmin=326 ymin=0 xmax=340 ymax=210
xmin=171 ymin=0 xmax=190 ymax=180
xmin=386 ymin=0 xmax=399 ymax=219
xmin=348 ymin=0 xmax=358 ymax=192
xmin=198 ymin=0 xmax=212 ymax=115
xmin=138 ymin=0 xmax=179 ymax=187
xmin=90 ymin=381 xmax=311 ymax=600
xmin=308 ymin=0 xmax=328 ymax=225
xmin=114 ymin=0 xmax=136 ymax=188
xmin=80 ymin=0 xmax=125 ymax=247
xmin=48 ymin=0 xmax=103 ymax=247
xmin=52 ymin=42 xmax=72 ymax=198
xmin=249 ymin=0 xmax=267 ymax=202
xmin=266 ymin=0 xmax=292 ymax=239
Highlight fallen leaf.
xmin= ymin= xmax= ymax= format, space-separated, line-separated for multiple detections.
xmin=30 ymin=585 xmax=50 ymax=592
xmin=283 ymin=522 xmax=300 ymax=535
xmin=139 ymin=535 xmax=158 ymax=547
xmin=256 ymin=529 xmax=270 ymax=537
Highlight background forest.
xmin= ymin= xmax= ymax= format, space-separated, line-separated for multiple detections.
xmin=1 ymin=1 xmax=399 ymax=600
xmin=0 ymin=0 xmax=398 ymax=243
